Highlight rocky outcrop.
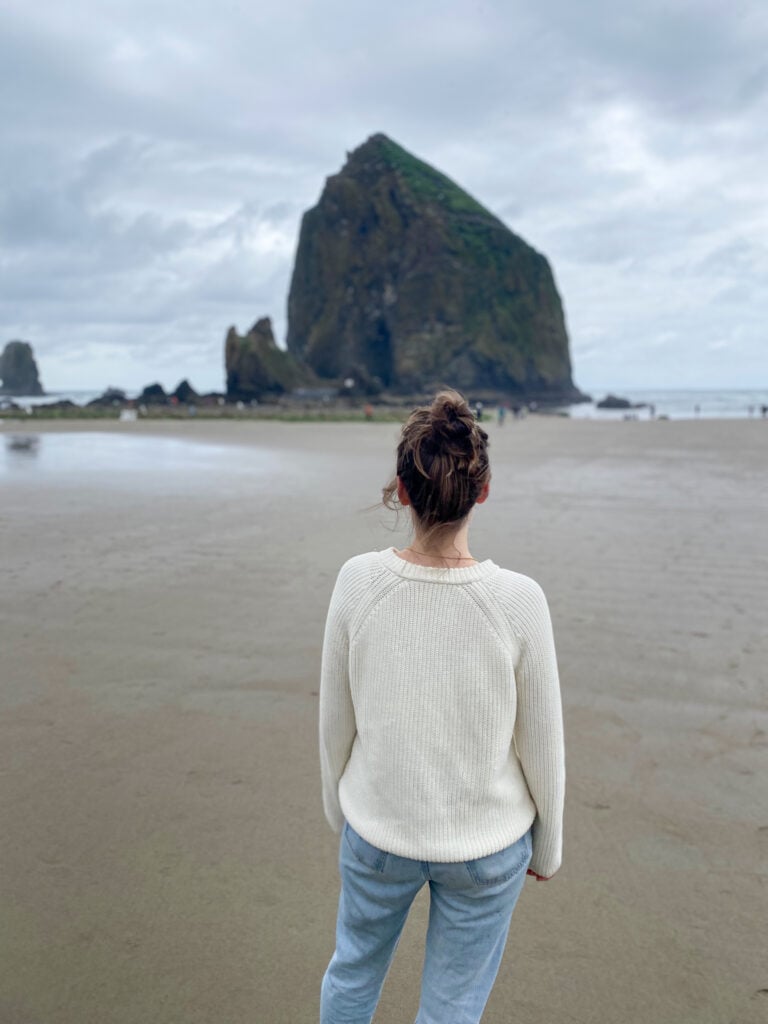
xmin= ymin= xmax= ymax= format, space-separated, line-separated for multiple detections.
xmin=0 ymin=341 xmax=44 ymax=396
xmin=37 ymin=399 xmax=80 ymax=412
xmin=286 ymin=134 xmax=585 ymax=401
xmin=87 ymin=387 xmax=127 ymax=407
xmin=137 ymin=383 xmax=169 ymax=405
xmin=172 ymin=379 xmax=199 ymax=403
xmin=225 ymin=317 xmax=308 ymax=400
xmin=596 ymin=394 xmax=645 ymax=410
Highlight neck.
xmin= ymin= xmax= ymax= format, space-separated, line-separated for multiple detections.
xmin=405 ymin=523 xmax=474 ymax=564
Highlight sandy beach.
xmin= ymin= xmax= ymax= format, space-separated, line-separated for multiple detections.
xmin=1 ymin=416 xmax=766 ymax=1024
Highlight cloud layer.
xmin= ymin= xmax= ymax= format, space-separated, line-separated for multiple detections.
xmin=2 ymin=0 xmax=766 ymax=391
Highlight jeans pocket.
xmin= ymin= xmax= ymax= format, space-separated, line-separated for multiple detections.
xmin=465 ymin=830 xmax=532 ymax=886
xmin=343 ymin=822 xmax=389 ymax=872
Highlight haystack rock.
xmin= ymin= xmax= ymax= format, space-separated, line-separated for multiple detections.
xmin=225 ymin=317 xmax=308 ymax=401
xmin=286 ymin=134 xmax=585 ymax=401
xmin=0 ymin=340 xmax=44 ymax=396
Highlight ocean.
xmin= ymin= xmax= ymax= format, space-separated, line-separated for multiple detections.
xmin=566 ymin=388 xmax=768 ymax=420
xmin=3 ymin=388 xmax=768 ymax=420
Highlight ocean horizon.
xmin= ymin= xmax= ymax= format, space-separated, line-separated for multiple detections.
xmin=565 ymin=388 xmax=768 ymax=420
xmin=3 ymin=386 xmax=768 ymax=420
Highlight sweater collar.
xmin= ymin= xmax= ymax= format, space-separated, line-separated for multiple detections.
xmin=379 ymin=546 xmax=498 ymax=584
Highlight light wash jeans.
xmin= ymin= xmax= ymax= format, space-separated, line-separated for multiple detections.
xmin=321 ymin=822 xmax=533 ymax=1024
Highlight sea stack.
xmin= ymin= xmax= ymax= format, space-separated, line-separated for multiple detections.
xmin=0 ymin=340 xmax=44 ymax=396
xmin=286 ymin=133 xmax=584 ymax=401
xmin=225 ymin=317 xmax=309 ymax=401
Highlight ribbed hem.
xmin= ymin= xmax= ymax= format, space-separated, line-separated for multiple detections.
xmin=379 ymin=546 xmax=498 ymax=584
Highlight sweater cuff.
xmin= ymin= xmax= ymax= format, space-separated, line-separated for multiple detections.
xmin=323 ymin=791 xmax=345 ymax=834
xmin=529 ymin=818 xmax=562 ymax=878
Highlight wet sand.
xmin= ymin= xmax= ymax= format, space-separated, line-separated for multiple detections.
xmin=1 ymin=417 xmax=766 ymax=1023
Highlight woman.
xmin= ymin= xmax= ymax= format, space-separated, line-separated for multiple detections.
xmin=319 ymin=389 xmax=565 ymax=1024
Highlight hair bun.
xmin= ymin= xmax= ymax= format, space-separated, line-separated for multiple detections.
xmin=382 ymin=387 xmax=490 ymax=531
xmin=430 ymin=391 xmax=473 ymax=445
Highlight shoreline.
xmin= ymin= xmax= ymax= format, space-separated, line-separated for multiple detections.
xmin=3 ymin=415 xmax=768 ymax=455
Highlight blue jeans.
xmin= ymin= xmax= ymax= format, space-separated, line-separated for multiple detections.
xmin=321 ymin=823 xmax=533 ymax=1024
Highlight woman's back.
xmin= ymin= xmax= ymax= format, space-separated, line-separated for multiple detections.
xmin=320 ymin=547 xmax=563 ymax=875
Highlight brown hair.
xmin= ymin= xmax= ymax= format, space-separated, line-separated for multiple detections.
xmin=382 ymin=389 xmax=490 ymax=549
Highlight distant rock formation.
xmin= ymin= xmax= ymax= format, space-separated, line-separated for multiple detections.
xmin=137 ymin=383 xmax=169 ymax=405
xmin=596 ymin=394 xmax=645 ymax=410
xmin=87 ymin=387 xmax=127 ymax=407
xmin=0 ymin=341 xmax=44 ymax=396
xmin=285 ymin=134 xmax=585 ymax=401
xmin=37 ymin=399 xmax=80 ymax=412
xmin=225 ymin=317 xmax=308 ymax=401
xmin=172 ymin=379 xmax=199 ymax=403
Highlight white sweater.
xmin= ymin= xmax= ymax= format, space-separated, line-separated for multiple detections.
xmin=319 ymin=547 xmax=565 ymax=878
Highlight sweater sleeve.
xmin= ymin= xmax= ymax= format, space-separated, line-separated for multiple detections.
xmin=318 ymin=567 xmax=357 ymax=833
xmin=513 ymin=581 xmax=565 ymax=878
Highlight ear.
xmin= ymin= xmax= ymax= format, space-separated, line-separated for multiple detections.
xmin=475 ymin=480 xmax=491 ymax=505
xmin=396 ymin=476 xmax=411 ymax=506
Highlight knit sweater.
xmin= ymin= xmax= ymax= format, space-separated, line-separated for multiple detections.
xmin=319 ymin=547 xmax=565 ymax=878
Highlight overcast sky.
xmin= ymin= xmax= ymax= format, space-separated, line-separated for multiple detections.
xmin=1 ymin=0 xmax=766 ymax=393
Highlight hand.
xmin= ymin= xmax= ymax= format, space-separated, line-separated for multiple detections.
xmin=526 ymin=869 xmax=550 ymax=881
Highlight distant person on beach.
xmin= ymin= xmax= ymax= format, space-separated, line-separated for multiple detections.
xmin=319 ymin=389 xmax=565 ymax=1024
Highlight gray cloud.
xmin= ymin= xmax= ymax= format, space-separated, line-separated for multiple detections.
xmin=1 ymin=0 xmax=766 ymax=391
